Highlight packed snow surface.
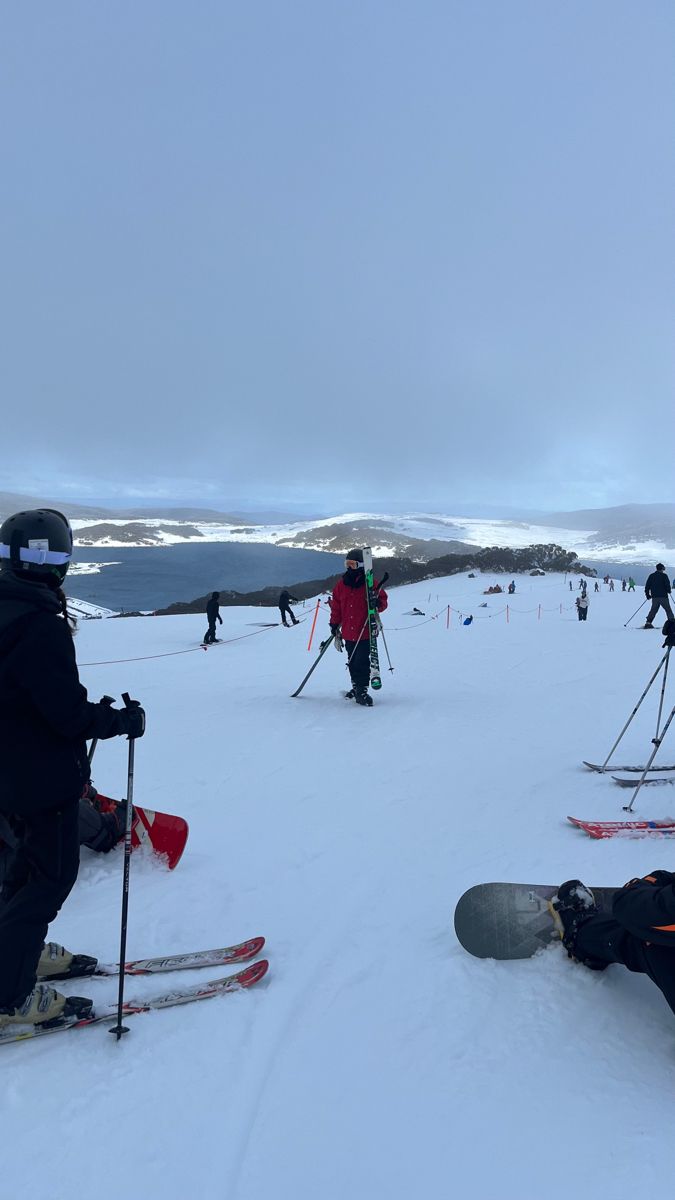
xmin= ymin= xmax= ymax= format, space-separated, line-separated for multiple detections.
xmin=4 ymin=572 xmax=675 ymax=1200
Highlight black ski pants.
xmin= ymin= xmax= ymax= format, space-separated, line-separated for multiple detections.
xmin=204 ymin=620 xmax=217 ymax=644
xmin=575 ymin=913 xmax=675 ymax=1017
xmin=0 ymin=801 xmax=80 ymax=1010
xmin=345 ymin=639 xmax=370 ymax=690
xmin=577 ymin=608 xmax=588 ymax=621
xmin=279 ymin=605 xmax=298 ymax=627
xmin=646 ymin=596 xmax=674 ymax=624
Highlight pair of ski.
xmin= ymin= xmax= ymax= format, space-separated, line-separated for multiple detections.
xmin=568 ymin=815 xmax=675 ymax=839
xmin=0 ymin=937 xmax=267 ymax=1046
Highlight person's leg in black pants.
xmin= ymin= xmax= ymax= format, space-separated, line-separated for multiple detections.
xmin=574 ymin=913 xmax=675 ymax=1017
xmin=0 ymin=802 xmax=80 ymax=1010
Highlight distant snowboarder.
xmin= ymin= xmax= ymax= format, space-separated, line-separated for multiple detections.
xmin=643 ymin=564 xmax=674 ymax=628
xmin=278 ymin=589 xmax=299 ymax=627
xmin=204 ymin=592 xmax=223 ymax=644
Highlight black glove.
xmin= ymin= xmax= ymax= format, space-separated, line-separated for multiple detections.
xmin=116 ymin=700 xmax=146 ymax=739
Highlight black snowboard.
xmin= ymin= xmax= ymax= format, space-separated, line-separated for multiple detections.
xmin=454 ymin=882 xmax=617 ymax=960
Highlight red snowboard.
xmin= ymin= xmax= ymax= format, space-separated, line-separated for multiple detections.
xmin=97 ymin=793 xmax=189 ymax=869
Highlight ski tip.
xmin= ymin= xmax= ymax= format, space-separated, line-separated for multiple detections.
xmin=582 ymin=762 xmax=603 ymax=772
xmin=237 ymin=959 xmax=269 ymax=987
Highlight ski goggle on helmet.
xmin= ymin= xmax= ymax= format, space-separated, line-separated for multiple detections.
xmin=345 ymin=549 xmax=364 ymax=570
xmin=0 ymin=508 xmax=73 ymax=585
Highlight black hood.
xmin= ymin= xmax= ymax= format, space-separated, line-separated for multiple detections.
xmin=0 ymin=575 xmax=61 ymax=637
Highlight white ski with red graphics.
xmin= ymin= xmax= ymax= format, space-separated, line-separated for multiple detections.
xmin=583 ymin=761 xmax=675 ymax=774
xmin=0 ymin=959 xmax=269 ymax=1047
xmin=568 ymin=815 xmax=675 ymax=839
xmin=39 ymin=937 xmax=265 ymax=982
xmin=362 ymin=547 xmax=382 ymax=690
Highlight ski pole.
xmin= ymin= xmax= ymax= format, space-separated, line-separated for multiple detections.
xmin=110 ymin=693 xmax=139 ymax=1041
xmin=291 ymin=634 xmax=335 ymax=697
xmin=596 ymin=651 xmax=669 ymax=770
xmin=624 ymin=598 xmax=647 ymax=628
xmin=655 ymin=646 xmax=671 ymax=741
xmin=87 ymin=695 xmax=115 ymax=766
xmin=623 ymin=704 xmax=675 ymax=813
xmin=376 ymin=614 xmax=395 ymax=673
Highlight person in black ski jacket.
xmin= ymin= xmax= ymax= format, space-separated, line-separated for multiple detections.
xmin=551 ymin=871 xmax=675 ymax=1018
xmin=278 ymin=588 xmax=299 ymax=627
xmin=204 ymin=591 xmax=223 ymax=644
xmin=643 ymin=564 xmax=674 ymax=628
xmin=0 ymin=508 xmax=144 ymax=1029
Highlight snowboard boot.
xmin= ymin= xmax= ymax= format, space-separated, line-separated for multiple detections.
xmin=549 ymin=880 xmax=608 ymax=970
xmin=0 ymin=983 xmax=93 ymax=1027
xmin=354 ymin=687 xmax=373 ymax=707
xmin=644 ymin=623 xmax=654 ymax=629
xmin=345 ymin=688 xmax=356 ymax=700
xmin=38 ymin=942 xmax=98 ymax=982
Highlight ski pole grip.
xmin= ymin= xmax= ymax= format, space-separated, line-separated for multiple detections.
xmin=122 ymin=692 xmax=132 ymax=709
xmin=100 ymin=695 xmax=115 ymax=706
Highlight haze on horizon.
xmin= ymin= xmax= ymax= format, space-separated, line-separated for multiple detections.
xmin=1 ymin=1 xmax=673 ymax=515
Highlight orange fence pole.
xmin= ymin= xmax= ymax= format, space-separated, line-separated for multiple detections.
xmin=307 ymin=600 xmax=320 ymax=651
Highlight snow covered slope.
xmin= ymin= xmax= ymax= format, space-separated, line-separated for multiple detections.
xmin=3 ymin=573 xmax=675 ymax=1200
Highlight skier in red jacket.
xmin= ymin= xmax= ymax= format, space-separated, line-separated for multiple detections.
xmin=329 ymin=549 xmax=388 ymax=707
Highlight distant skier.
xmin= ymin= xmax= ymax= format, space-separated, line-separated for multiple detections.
xmin=643 ymin=564 xmax=674 ymax=628
xmin=550 ymin=873 xmax=675 ymax=1018
xmin=0 ymin=508 xmax=144 ymax=1029
xmin=204 ymin=591 xmax=223 ymax=644
xmin=507 ymin=581 xmax=516 ymax=595
xmin=609 ymin=579 xmax=614 ymax=592
xmin=628 ymin=577 xmax=636 ymax=591
xmin=594 ymin=581 xmax=599 ymax=593
xmin=278 ymin=588 xmax=299 ymax=627
xmin=621 ymin=578 xmax=626 ymax=592
xmin=569 ymin=580 xmax=573 ymax=592
xmin=576 ymin=594 xmax=589 ymax=621
xmin=329 ymin=549 xmax=388 ymax=707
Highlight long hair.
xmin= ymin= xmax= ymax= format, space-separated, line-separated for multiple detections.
xmin=55 ymin=585 xmax=77 ymax=634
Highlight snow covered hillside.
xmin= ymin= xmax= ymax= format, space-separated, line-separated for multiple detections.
xmin=4 ymin=573 xmax=675 ymax=1200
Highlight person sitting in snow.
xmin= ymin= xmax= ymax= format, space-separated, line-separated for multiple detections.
xmin=551 ymin=873 xmax=675 ymax=1018
xmin=328 ymin=549 xmax=387 ymax=707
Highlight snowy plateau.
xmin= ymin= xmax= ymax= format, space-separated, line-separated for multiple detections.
xmin=4 ymin=571 xmax=675 ymax=1200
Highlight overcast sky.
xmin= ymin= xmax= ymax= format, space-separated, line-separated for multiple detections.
xmin=1 ymin=1 xmax=673 ymax=514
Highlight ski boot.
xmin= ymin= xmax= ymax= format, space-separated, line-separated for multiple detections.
xmin=345 ymin=688 xmax=356 ymax=700
xmin=0 ymin=984 xmax=93 ymax=1028
xmin=354 ymin=687 xmax=373 ymax=707
xmin=644 ymin=622 xmax=654 ymax=629
xmin=549 ymin=881 xmax=607 ymax=970
xmin=38 ymin=941 xmax=98 ymax=982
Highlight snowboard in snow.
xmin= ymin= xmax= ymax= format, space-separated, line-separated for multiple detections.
xmin=130 ymin=805 xmax=188 ymax=869
xmin=568 ymin=815 xmax=675 ymax=839
xmin=454 ymin=882 xmax=616 ymax=959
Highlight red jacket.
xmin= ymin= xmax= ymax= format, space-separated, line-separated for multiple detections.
xmin=329 ymin=577 xmax=388 ymax=642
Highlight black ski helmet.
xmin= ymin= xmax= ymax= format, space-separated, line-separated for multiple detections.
xmin=345 ymin=548 xmax=364 ymax=564
xmin=0 ymin=508 xmax=73 ymax=585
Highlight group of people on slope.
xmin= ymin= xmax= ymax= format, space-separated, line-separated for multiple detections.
xmin=0 ymin=511 xmax=387 ymax=1031
xmin=0 ymin=508 xmax=146 ymax=1029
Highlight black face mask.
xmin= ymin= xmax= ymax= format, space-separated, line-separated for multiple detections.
xmin=343 ymin=567 xmax=365 ymax=588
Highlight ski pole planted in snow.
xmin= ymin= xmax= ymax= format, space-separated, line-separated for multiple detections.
xmin=624 ymin=599 xmax=647 ymax=628
xmin=110 ymin=692 xmax=143 ymax=1041
xmin=291 ymin=633 xmax=335 ymax=697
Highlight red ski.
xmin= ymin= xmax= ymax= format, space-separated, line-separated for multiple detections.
xmin=568 ymin=815 xmax=675 ymax=839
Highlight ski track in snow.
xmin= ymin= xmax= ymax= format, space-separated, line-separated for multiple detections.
xmin=4 ymin=574 xmax=675 ymax=1198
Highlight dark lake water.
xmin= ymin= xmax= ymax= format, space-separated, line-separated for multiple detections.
xmin=66 ymin=544 xmax=345 ymax=611
xmin=64 ymin=544 xmax=660 ymax=613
